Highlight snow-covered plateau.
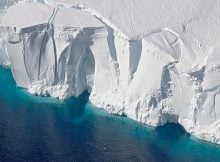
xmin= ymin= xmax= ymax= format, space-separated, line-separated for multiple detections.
xmin=1 ymin=0 xmax=220 ymax=144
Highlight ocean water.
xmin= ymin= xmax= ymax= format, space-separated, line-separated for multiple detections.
xmin=0 ymin=67 xmax=220 ymax=162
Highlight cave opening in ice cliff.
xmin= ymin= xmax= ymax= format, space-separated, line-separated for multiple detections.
xmin=1 ymin=1 xmax=220 ymax=145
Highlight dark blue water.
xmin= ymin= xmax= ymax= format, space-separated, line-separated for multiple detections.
xmin=0 ymin=67 xmax=220 ymax=162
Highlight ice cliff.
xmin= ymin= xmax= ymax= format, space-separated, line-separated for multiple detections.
xmin=1 ymin=0 xmax=220 ymax=144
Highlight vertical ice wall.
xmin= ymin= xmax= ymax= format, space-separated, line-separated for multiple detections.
xmin=0 ymin=2 xmax=113 ymax=99
xmin=1 ymin=1 xmax=220 ymax=145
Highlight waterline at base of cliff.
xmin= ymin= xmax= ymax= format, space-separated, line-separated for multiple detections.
xmin=1 ymin=66 xmax=220 ymax=161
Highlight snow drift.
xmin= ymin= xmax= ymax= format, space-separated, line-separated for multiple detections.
xmin=1 ymin=0 xmax=220 ymax=144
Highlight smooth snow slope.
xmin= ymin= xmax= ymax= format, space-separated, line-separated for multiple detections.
xmin=1 ymin=0 xmax=220 ymax=144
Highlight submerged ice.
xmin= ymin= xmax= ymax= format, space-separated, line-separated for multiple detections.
xmin=1 ymin=0 xmax=220 ymax=145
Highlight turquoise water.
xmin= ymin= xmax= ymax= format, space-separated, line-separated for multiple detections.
xmin=0 ymin=66 xmax=220 ymax=162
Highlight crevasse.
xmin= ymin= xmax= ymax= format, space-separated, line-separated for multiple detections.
xmin=1 ymin=1 xmax=220 ymax=145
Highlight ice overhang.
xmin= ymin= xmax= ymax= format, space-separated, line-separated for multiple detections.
xmin=1 ymin=2 xmax=105 ymax=29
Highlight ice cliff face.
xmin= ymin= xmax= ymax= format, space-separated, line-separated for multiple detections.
xmin=1 ymin=0 xmax=220 ymax=144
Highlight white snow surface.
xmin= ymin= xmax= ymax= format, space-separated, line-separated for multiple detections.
xmin=1 ymin=0 xmax=220 ymax=144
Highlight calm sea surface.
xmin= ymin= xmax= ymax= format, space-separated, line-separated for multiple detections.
xmin=0 ymin=66 xmax=220 ymax=162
